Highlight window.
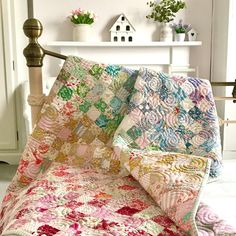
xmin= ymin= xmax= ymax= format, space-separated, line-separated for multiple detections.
xmin=128 ymin=36 xmax=133 ymax=42
xmin=121 ymin=36 xmax=125 ymax=42
xmin=126 ymin=25 xmax=130 ymax=31
xmin=116 ymin=25 xmax=120 ymax=31
xmin=114 ymin=36 xmax=118 ymax=42
xmin=121 ymin=16 xmax=125 ymax=21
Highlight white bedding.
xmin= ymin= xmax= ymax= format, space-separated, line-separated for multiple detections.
xmin=201 ymin=159 xmax=236 ymax=226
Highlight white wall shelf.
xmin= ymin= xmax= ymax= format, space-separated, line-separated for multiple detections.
xmin=46 ymin=41 xmax=202 ymax=47
xmin=45 ymin=40 xmax=202 ymax=77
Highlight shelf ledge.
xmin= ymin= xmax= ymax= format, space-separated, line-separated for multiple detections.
xmin=46 ymin=41 xmax=202 ymax=47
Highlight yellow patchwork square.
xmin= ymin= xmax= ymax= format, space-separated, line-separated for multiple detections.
xmin=81 ymin=130 xmax=96 ymax=144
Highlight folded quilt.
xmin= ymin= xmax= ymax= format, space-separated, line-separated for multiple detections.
xmin=122 ymin=149 xmax=235 ymax=235
xmin=0 ymin=56 xmax=235 ymax=236
xmin=114 ymin=67 xmax=222 ymax=179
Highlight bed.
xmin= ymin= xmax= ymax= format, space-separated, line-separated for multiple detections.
xmin=0 ymin=18 xmax=236 ymax=236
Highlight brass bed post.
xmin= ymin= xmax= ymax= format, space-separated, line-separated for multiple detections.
xmin=23 ymin=19 xmax=45 ymax=127
xmin=23 ymin=18 xmax=67 ymax=127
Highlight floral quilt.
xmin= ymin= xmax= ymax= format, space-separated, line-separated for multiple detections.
xmin=0 ymin=56 xmax=235 ymax=236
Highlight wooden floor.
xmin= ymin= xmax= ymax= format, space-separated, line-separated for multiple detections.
xmin=0 ymin=160 xmax=236 ymax=227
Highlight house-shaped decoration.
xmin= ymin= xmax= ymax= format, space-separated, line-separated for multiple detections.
xmin=187 ymin=28 xmax=198 ymax=41
xmin=110 ymin=14 xmax=135 ymax=42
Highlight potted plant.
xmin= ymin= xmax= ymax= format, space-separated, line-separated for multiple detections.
xmin=68 ymin=8 xmax=97 ymax=41
xmin=171 ymin=19 xmax=191 ymax=41
xmin=146 ymin=0 xmax=186 ymax=42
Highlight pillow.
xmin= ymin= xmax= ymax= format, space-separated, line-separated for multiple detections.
xmin=113 ymin=67 xmax=222 ymax=178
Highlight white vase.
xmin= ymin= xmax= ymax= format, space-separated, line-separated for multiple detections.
xmin=73 ymin=24 xmax=91 ymax=42
xmin=175 ymin=33 xmax=186 ymax=42
xmin=159 ymin=23 xmax=173 ymax=42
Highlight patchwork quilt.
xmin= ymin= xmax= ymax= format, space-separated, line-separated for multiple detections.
xmin=114 ymin=68 xmax=222 ymax=179
xmin=0 ymin=56 xmax=235 ymax=236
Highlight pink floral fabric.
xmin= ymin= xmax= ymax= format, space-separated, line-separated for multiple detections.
xmin=1 ymin=163 xmax=185 ymax=236
xmin=122 ymin=149 xmax=236 ymax=235
xmin=1 ymin=161 xmax=235 ymax=236
xmin=123 ymin=150 xmax=211 ymax=235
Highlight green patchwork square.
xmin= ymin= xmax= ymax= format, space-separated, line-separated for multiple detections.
xmin=95 ymin=114 xmax=109 ymax=128
xmin=110 ymin=96 xmax=122 ymax=111
xmin=95 ymin=99 xmax=108 ymax=113
xmin=58 ymin=68 xmax=71 ymax=81
xmin=79 ymin=100 xmax=92 ymax=113
xmin=127 ymin=126 xmax=142 ymax=140
xmin=109 ymin=77 xmax=128 ymax=94
xmin=77 ymin=82 xmax=90 ymax=98
xmin=89 ymin=64 xmax=104 ymax=79
xmin=104 ymin=114 xmax=124 ymax=136
xmin=123 ymin=76 xmax=136 ymax=92
xmin=72 ymin=65 xmax=86 ymax=78
xmin=58 ymin=85 xmax=73 ymax=101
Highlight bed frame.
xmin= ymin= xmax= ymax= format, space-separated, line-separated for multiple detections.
xmin=23 ymin=18 xmax=236 ymax=127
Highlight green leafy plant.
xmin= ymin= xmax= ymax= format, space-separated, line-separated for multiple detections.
xmin=146 ymin=0 xmax=186 ymax=23
xmin=171 ymin=19 xmax=191 ymax=33
xmin=69 ymin=8 xmax=97 ymax=25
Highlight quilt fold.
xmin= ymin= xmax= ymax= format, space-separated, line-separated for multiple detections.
xmin=121 ymin=149 xmax=210 ymax=235
xmin=113 ymin=67 xmax=223 ymax=180
xmin=0 ymin=56 xmax=235 ymax=236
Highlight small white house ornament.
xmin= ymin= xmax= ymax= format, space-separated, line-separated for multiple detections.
xmin=110 ymin=14 xmax=135 ymax=42
xmin=188 ymin=28 xmax=198 ymax=41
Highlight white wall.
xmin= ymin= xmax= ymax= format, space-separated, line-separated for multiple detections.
xmin=34 ymin=0 xmax=213 ymax=80
xmin=211 ymin=0 xmax=229 ymax=134
xmin=13 ymin=0 xmax=29 ymax=150
xmin=184 ymin=0 xmax=212 ymax=81
xmin=0 ymin=0 xmax=28 ymax=164
xmin=211 ymin=0 xmax=236 ymax=157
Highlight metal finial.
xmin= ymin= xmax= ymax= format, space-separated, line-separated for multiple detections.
xmin=23 ymin=18 xmax=44 ymax=67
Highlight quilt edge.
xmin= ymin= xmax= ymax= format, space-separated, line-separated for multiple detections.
xmin=2 ymin=229 xmax=33 ymax=236
xmin=190 ymin=158 xmax=211 ymax=236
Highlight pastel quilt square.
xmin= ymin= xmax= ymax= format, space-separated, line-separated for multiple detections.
xmin=86 ymin=106 xmax=101 ymax=121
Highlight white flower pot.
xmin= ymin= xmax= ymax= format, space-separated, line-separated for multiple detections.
xmin=159 ymin=23 xmax=173 ymax=42
xmin=174 ymin=33 xmax=186 ymax=42
xmin=73 ymin=24 xmax=92 ymax=42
